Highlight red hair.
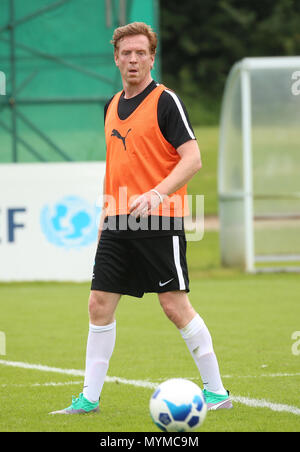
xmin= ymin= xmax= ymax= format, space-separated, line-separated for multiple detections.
xmin=111 ymin=22 xmax=157 ymax=55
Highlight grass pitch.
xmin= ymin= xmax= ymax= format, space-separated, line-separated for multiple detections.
xmin=0 ymin=230 xmax=300 ymax=432
xmin=1 ymin=127 xmax=299 ymax=432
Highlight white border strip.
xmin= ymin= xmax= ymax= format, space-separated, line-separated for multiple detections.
xmin=172 ymin=236 xmax=186 ymax=290
xmin=1 ymin=359 xmax=299 ymax=416
xmin=165 ymin=89 xmax=196 ymax=140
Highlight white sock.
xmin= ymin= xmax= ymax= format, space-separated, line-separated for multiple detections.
xmin=179 ymin=314 xmax=227 ymax=395
xmin=83 ymin=321 xmax=116 ymax=403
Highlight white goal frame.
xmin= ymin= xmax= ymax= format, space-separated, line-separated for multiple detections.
xmin=218 ymin=57 xmax=300 ymax=273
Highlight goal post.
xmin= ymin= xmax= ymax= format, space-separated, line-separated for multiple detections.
xmin=218 ymin=57 xmax=300 ymax=273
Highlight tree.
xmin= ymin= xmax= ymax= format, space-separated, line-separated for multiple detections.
xmin=160 ymin=0 xmax=300 ymax=124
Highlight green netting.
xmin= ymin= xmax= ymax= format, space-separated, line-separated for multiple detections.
xmin=0 ymin=0 xmax=160 ymax=162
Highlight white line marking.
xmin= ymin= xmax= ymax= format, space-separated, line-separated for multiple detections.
xmin=231 ymin=395 xmax=300 ymax=416
xmin=105 ymin=375 xmax=156 ymax=389
xmin=1 ymin=361 xmax=298 ymax=380
xmin=1 ymin=381 xmax=82 ymax=388
xmin=157 ymin=372 xmax=300 ymax=382
xmin=0 ymin=359 xmax=156 ymax=389
xmin=0 ymin=359 xmax=299 ymax=416
xmin=222 ymin=372 xmax=300 ymax=379
xmin=0 ymin=359 xmax=85 ymax=376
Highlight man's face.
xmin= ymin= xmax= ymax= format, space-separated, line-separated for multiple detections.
xmin=114 ymin=34 xmax=155 ymax=87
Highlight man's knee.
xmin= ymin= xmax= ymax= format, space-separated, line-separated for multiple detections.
xmin=158 ymin=291 xmax=187 ymax=324
xmin=158 ymin=291 xmax=196 ymax=329
xmin=88 ymin=291 xmax=120 ymax=325
xmin=159 ymin=292 xmax=178 ymax=322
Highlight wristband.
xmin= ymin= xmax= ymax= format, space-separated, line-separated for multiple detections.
xmin=150 ymin=189 xmax=164 ymax=204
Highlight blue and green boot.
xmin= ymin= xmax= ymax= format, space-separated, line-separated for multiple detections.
xmin=203 ymin=389 xmax=233 ymax=411
xmin=49 ymin=392 xmax=99 ymax=415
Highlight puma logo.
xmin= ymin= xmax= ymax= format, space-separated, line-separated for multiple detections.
xmin=111 ymin=128 xmax=132 ymax=150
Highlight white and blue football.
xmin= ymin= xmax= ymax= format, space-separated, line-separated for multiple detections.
xmin=149 ymin=378 xmax=207 ymax=432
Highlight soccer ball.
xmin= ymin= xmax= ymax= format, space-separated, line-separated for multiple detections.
xmin=149 ymin=378 xmax=207 ymax=432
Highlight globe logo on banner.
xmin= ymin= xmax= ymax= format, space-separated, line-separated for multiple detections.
xmin=40 ymin=196 xmax=100 ymax=249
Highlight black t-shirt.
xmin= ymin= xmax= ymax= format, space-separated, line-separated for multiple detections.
xmin=102 ymin=80 xmax=196 ymax=239
xmin=104 ymin=80 xmax=195 ymax=148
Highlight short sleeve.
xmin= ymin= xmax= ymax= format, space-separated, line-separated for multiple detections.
xmin=157 ymin=90 xmax=196 ymax=149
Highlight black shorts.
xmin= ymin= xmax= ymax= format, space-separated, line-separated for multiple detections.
xmin=91 ymin=235 xmax=190 ymax=298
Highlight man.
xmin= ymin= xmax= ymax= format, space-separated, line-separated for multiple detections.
xmin=51 ymin=22 xmax=232 ymax=415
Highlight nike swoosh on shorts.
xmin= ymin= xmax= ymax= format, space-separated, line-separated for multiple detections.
xmin=159 ymin=278 xmax=174 ymax=287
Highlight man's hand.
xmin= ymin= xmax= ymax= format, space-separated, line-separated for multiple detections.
xmin=129 ymin=189 xmax=164 ymax=218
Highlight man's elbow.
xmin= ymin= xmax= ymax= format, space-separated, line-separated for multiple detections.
xmin=190 ymin=143 xmax=202 ymax=173
xmin=193 ymin=154 xmax=202 ymax=173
